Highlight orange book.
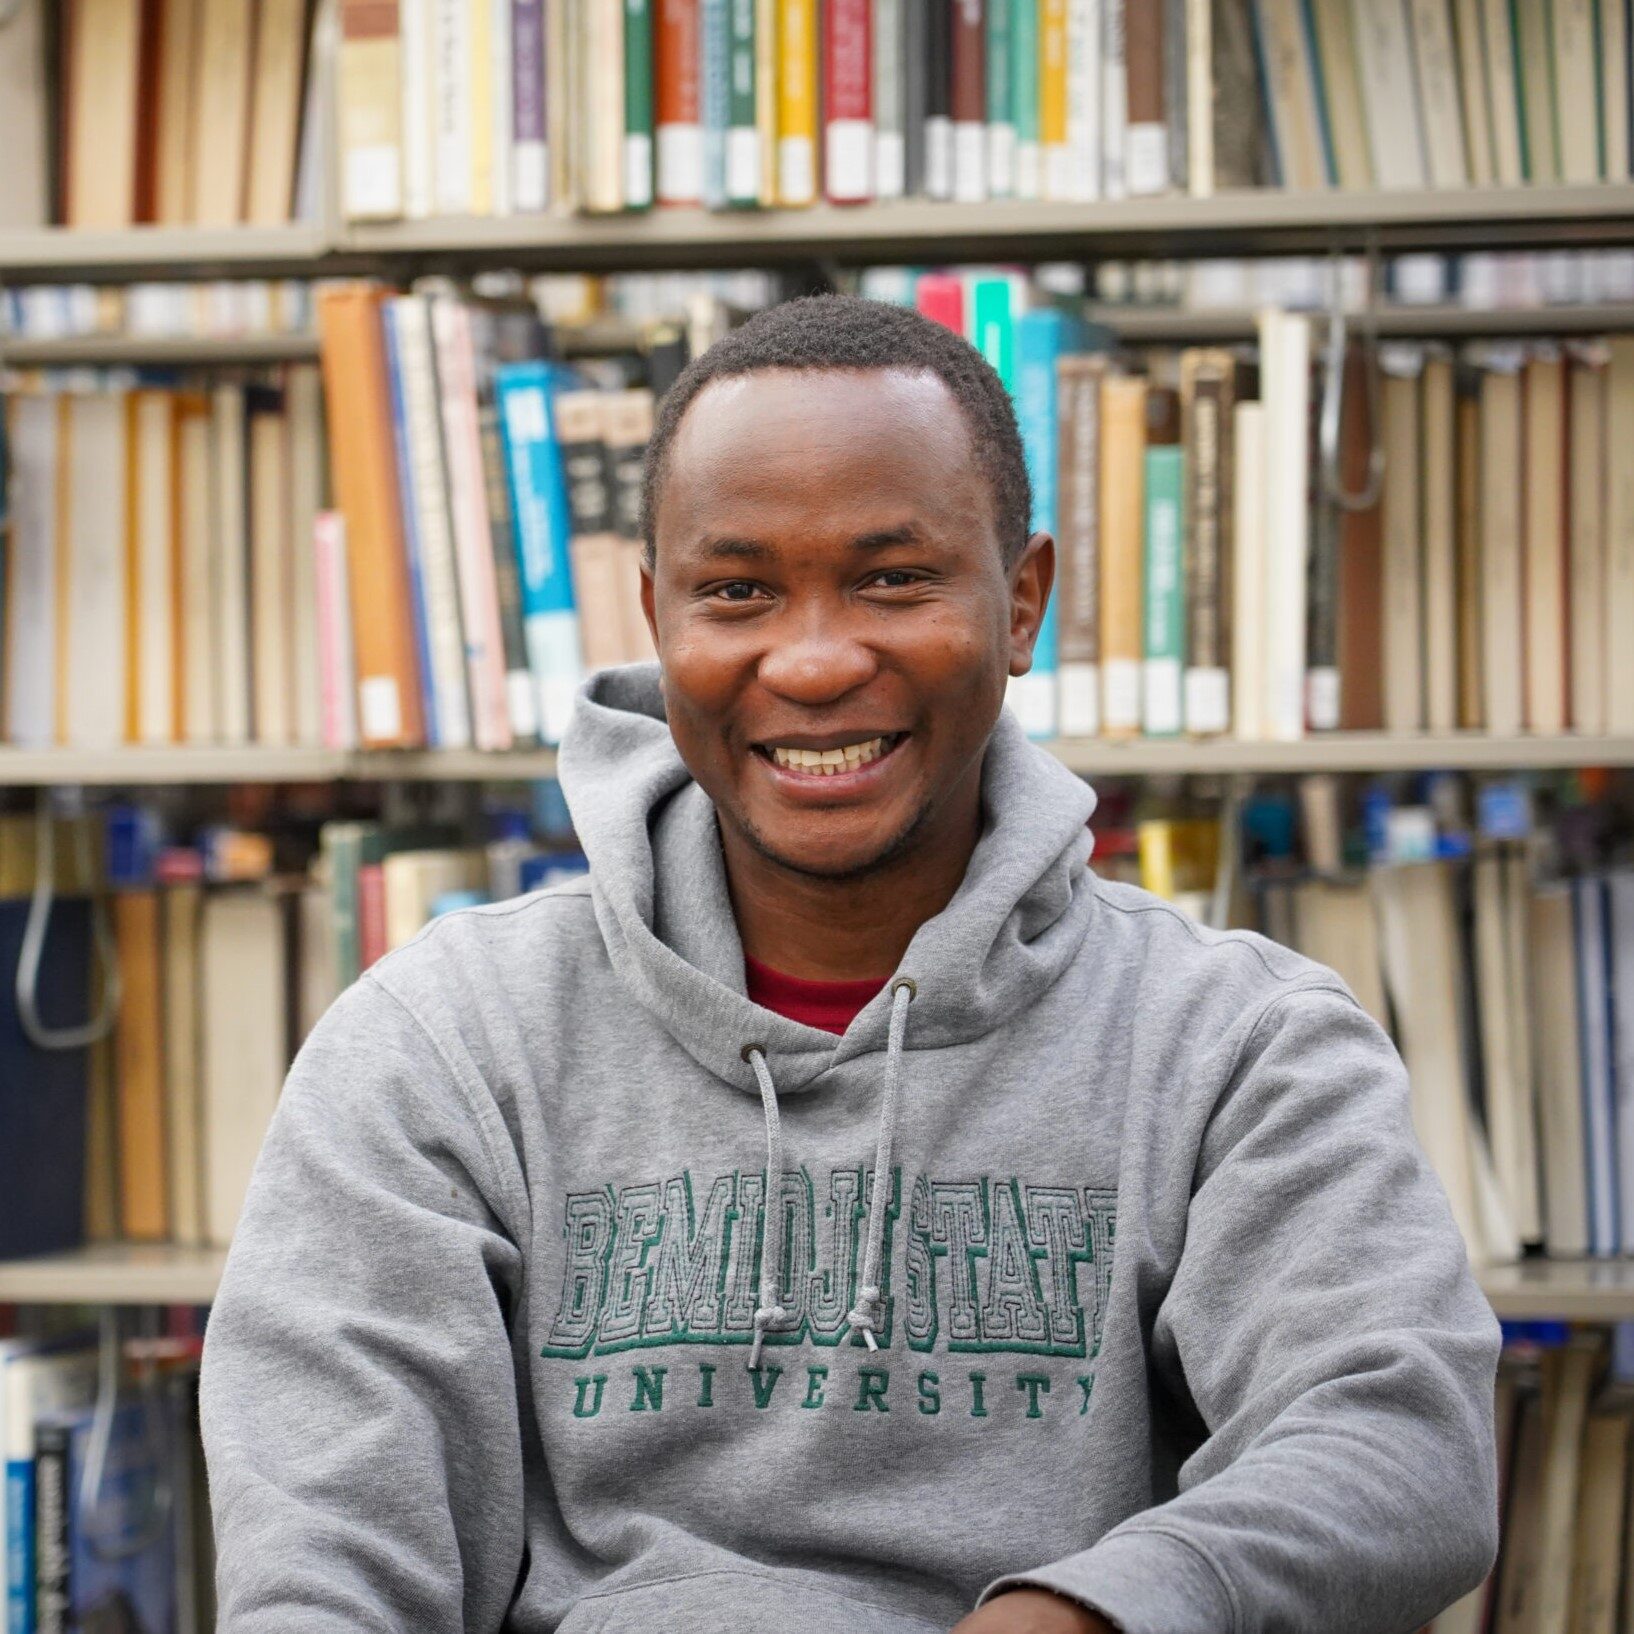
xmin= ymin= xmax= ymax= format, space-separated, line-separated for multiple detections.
xmin=65 ymin=0 xmax=143 ymax=227
xmin=1098 ymin=375 xmax=1148 ymax=738
xmin=113 ymin=889 xmax=169 ymax=1242
xmin=316 ymin=285 xmax=426 ymax=747
xmin=655 ymin=0 xmax=702 ymax=202
xmin=152 ymin=0 xmax=200 ymax=222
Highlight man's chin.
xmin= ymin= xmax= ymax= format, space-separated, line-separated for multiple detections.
xmin=734 ymin=804 xmax=931 ymax=884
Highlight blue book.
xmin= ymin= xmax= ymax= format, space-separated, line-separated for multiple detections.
xmin=381 ymin=305 xmax=440 ymax=748
xmin=495 ymin=363 xmax=583 ymax=745
xmin=0 ymin=890 xmax=89 ymax=1261
xmin=1574 ymin=876 xmax=1619 ymax=1258
xmin=34 ymin=1398 xmax=177 ymax=1634
xmin=1009 ymin=307 xmax=1087 ymax=738
xmin=699 ymin=0 xmax=731 ymax=208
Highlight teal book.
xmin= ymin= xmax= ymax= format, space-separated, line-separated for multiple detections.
xmin=1141 ymin=445 xmax=1185 ymax=737
xmin=701 ymin=0 xmax=731 ymax=206
xmin=624 ymin=0 xmax=655 ymax=205
xmin=726 ymin=0 xmax=759 ymax=202
xmin=1011 ymin=0 xmax=1039 ymax=195
xmin=986 ymin=0 xmax=1015 ymax=194
xmin=970 ymin=273 xmax=1021 ymax=390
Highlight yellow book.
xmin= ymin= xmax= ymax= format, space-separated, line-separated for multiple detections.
xmin=756 ymin=0 xmax=778 ymax=205
xmin=470 ymin=0 xmax=494 ymax=213
xmin=776 ymin=0 xmax=817 ymax=204
xmin=1039 ymin=0 xmax=1068 ymax=199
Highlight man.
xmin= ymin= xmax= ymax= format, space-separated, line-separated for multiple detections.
xmin=202 ymin=296 xmax=1499 ymax=1633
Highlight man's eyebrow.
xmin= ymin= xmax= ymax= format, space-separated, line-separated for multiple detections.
xmin=699 ymin=536 xmax=771 ymax=559
xmin=850 ymin=524 xmax=925 ymax=551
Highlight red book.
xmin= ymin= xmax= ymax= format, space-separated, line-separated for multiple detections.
xmin=822 ymin=0 xmax=872 ymax=201
xmin=950 ymin=0 xmax=986 ymax=201
xmin=655 ymin=0 xmax=702 ymax=203
xmin=914 ymin=273 xmax=965 ymax=335
xmin=358 ymin=862 xmax=387 ymax=970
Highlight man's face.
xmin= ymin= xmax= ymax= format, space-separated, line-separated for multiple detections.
xmin=644 ymin=366 xmax=1051 ymax=880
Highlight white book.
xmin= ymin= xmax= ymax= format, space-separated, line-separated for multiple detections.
xmin=1450 ymin=0 xmax=1492 ymax=184
xmin=1259 ymin=309 xmax=1310 ymax=742
xmin=388 ymin=297 xmax=475 ymax=750
xmin=1604 ymin=0 xmax=1630 ymax=179
xmin=1099 ymin=0 xmax=1125 ymax=197
xmin=1184 ymin=0 xmax=1212 ymax=195
xmin=249 ymin=400 xmax=293 ymax=747
xmin=287 ymin=367 xmax=327 ymax=748
xmin=1065 ymin=0 xmax=1103 ymax=201
xmin=1230 ymin=400 xmax=1268 ymax=742
xmin=491 ymin=0 xmax=514 ymax=213
xmin=1005 ymin=671 xmax=1057 ymax=739
xmin=1406 ymin=0 xmax=1467 ymax=186
xmin=1575 ymin=877 xmax=1618 ymax=1258
xmin=873 ymin=0 xmax=905 ymax=197
xmin=1606 ymin=338 xmax=1634 ymax=732
xmin=64 ymin=394 xmax=129 ymax=751
xmin=1609 ymin=872 xmax=1634 ymax=1254
xmin=1380 ymin=352 xmax=1424 ymax=733
xmin=178 ymin=401 xmax=217 ymax=744
xmin=1568 ymin=357 xmax=1607 ymax=736
xmin=1348 ymin=0 xmax=1426 ymax=188
xmin=433 ymin=0 xmax=473 ymax=215
xmin=3 ymin=394 xmax=59 ymax=747
xmin=401 ymin=0 xmax=436 ymax=217
xmin=1479 ymin=0 xmax=1523 ymax=184
xmin=132 ymin=392 xmax=176 ymax=745
xmin=210 ymin=384 xmax=252 ymax=746
xmin=1530 ymin=885 xmax=1590 ymax=1258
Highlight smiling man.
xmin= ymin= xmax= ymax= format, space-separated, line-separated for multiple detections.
xmin=202 ymin=297 xmax=1499 ymax=1634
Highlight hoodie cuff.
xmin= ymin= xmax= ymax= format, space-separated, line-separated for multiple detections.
xmin=977 ymin=1527 xmax=1236 ymax=1634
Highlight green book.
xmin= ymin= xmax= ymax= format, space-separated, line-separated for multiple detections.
xmin=986 ymin=0 xmax=1015 ymax=195
xmin=625 ymin=0 xmax=655 ymax=207
xmin=1011 ymin=0 xmax=1039 ymax=195
xmin=727 ymin=0 xmax=759 ymax=204
xmin=970 ymin=274 xmax=1019 ymax=391
xmin=1141 ymin=445 xmax=1185 ymax=738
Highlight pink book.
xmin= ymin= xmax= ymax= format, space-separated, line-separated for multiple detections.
xmin=358 ymin=863 xmax=387 ymax=970
xmin=430 ymin=296 xmax=514 ymax=752
xmin=914 ymin=273 xmax=965 ymax=334
xmin=823 ymin=0 xmax=872 ymax=201
xmin=313 ymin=510 xmax=360 ymax=751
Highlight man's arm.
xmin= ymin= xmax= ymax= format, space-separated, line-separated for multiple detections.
xmin=971 ymin=986 xmax=1502 ymax=1634
xmin=201 ymin=973 xmax=528 ymax=1633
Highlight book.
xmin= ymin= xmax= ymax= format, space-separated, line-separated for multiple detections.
xmin=554 ymin=390 xmax=626 ymax=671
xmin=1230 ymin=398 xmax=1267 ymax=742
xmin=951 ymin=0 xmax=986 ymax=200
xmin=479 ymin=401 xmax=543 ymax=741
xmin=1055 ymin=355 xmax=1104 ymax=738
xmin=1606 ymin=338 xmax=1634 ymax=733
xmin=1098 ymin=373 xmax=1147 ymax=738
xmin=1124 ymin=0 xmax=1167 ymax=192
xmin=3 ymin=395 xmax=59 ymax=748
xmin=248 ymin=388 xmax=295 ymax=746
xmin=1449 ymin=0 xmax=1492 ymax=186
xmin=1180 ymin=349 xmax=1236 ymax=736
xmin=126 ymin=392 xmax=176 ymax=746
xmin=514 ymin=0 xmax=549 ymax=208
xmin=1420 ymin=350 xmax=1457 ymax=732
xmin=246 ymin=0 xmax=311 ymax=222
xmin=0 ymin=0 xmax=50 ymax=227
xmin=1478 ymin=358 xmax=1525 ymax=738
xmin=984 ymin=0 xmax=1015 ymax=193
xmin=1347 ymin=0 xmax=1425 ymax=187
xmin=656 ymin=0 xmax=703 ymax=201
xmin=1522 ymin=350 xmax=1568 ymax=735
xmin=1530 ymin=884 xmax=1589 ymax=1257
xmin=112 ymin=889 xmax=168 ymax=1242
xmin=1573 ymin=877 xmax=1617 ymax=1258
xmin=1568 ymin=353 xmax=1607 ymax=735
xmin=314 ymin=511 xmax=362 ymax=750
xmin=1306 ymin=0 xmax=1369 ymax=187
xmin=1012 ymin=0 xmax=1041 ymax=192
xmin=65 ymin=0 xmax=143 ymax=227
xmin=1550 ymin=0 xmax=1599 ymax=182
xmin=1063 ymin=0 xmax=1103 ymax=201
xmin=191 ymin=0 xmax=256 ymax=223
xmin=161 ymin=881 xmax=205 ymax=1248
xmin=1570 ymin=1411 xmax=1631 ymax=1634
xmin=175 ymin=394 xmax=216 ymax=746
xmin=1613 ymin=873 xmax=1634 ymax=1255
xmin=1252 ymin=0 xmax=1327 ymax=188
xmin=824 ymin=0 xmax=873 ymax=199
xmin=287 ymin=366 xmax=328 ymax=748
xmin=1140 ymin=444 xmax=1184 ymax=736
xmin=725 ymin=0 xmax=760 ymax=203
xmin=1100 ymin=0 xmax=1126 ymax=196
xmin=1513 ymin=0 xmax=1556 ymax=182
xmin=778 ymin=0 xmax=819 ymax=201
xmin=603 ymin=388 xmax=658 ymax=663
xmin=1406 ymin=0 xmax=1467 ymax=186
xmin=1259 ymin=307 xmax=1310 ymax=742
xmin=1479 ymin=0 xmax=1523 ymax=184
xmin=210 ymin=384 xmax=252 ymax=747
xmin=62 ymin=393 xmax=130 ymax=750
xmin=1454 ymin=384 xmax=1483 ymax=728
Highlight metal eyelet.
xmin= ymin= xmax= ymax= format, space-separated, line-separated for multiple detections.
xmin=740 ymin=1042 xmax=766 ymax=1062
xmin=891 ymin=977 xmax=917 ymax=998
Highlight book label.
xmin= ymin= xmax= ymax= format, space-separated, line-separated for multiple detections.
xmin=1183 ymin=668 xmax=1229 ymax=736
xmin=359 ymin=676 xmax=403 ymax=743
xmin=1103 ymin=657 xmax=1140 ymax=732
xmin=1058 ymin=665 xmax=1101 ymax=738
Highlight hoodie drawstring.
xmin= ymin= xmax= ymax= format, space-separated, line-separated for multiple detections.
xmin=743 ymin=977 xmax=915 ymax=1370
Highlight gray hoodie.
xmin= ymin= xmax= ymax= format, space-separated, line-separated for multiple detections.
xmin=201 ymin=664 xmax=1500 ymax=1634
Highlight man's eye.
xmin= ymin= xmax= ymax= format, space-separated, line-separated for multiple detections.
xmin=713 ymin=581 xmax=762 ymax=602
xmin=868 ymin=570 xmax=922 ymax=589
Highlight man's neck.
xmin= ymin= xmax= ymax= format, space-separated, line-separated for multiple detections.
xmin=721 ymin=796 xmax=983 ymax=984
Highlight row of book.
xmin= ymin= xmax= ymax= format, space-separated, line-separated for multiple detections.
xmin=1427 ymin=1330 xmax=1634 ymax=1634
xmin=0 ymin=280 xmax=318 ymax=345
xmin=332 ymin=0 xmax=1634 ymax=219
xmin=0 ymin=801 xmax=587 ymax=1263
xmin=0 ymin=0 xmax=320 ymax=231
xmin=0 ymin=1328 xmax=211 ymax=1634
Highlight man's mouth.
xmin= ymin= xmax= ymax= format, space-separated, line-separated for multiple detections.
xmin=753 ymin=733 xmax=907 ymax=777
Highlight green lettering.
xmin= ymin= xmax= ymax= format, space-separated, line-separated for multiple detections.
xmin=750 ymin=1365 xmax=783 ymax=1409
xmin=853 ymin=1368 xmax=890 ymax=1412
xmin=697 ymin=1363 xmax=716 ymax=1407
xmin=571 ymin=1375 xmax=608 ymax=1419
xmin=969 ymin=1371 xmax=988 ymax=1418
xmin=629 ymin=1366 xmax=667 ymax=1412
xmin=1015 ymin=1373 xmax=1051 ymax=1419
xmin=917 ymin=1370 xmax=941 ymax=1415
xmin=1077 ymin=1376 xmax=1094 ymax=1415
xmin=802 ymin=1365 xmax=829 ymax=1409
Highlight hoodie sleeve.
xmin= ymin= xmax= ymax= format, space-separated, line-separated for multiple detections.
xmin=200 ymin=971 xmax=528 ymax=1634
xmin=977 ymin=985 xmax=1501 ymax=1634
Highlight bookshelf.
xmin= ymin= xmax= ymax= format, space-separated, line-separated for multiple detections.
xmin=0 ymin=334 xmax=322 ymax=368
xmin=10 ymin=186 xmax=1634 ymax=286
xmin=0 ymin=1242 xmax=1625 ymax=1319
xmin=2 ymin=735 xmax=1632 ymax=788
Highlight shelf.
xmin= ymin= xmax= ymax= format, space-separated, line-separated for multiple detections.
xmin=8 ymin=186 xmax=1634 ymax=284
xmin=0 ymin=332 xmax=321 ymax=367
xmin=1088 ymin=302 xmax=1634 ymax=342
xmin=0 ymin=1243 xmax=226 ymax=1305
xmin=2 ymin=734 xmax=1631 ymax=787
xmin=0 ymin=1244 xmax=1626 ymax=1317
xmin=1480 ymin=1260 xmax=1634 ymax=1322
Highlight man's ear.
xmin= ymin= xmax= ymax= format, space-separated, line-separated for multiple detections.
xmin=1007 ymin=532 xmax=1055 ymax=678
xmin=639 ymin=557 xmax=659 ymax=655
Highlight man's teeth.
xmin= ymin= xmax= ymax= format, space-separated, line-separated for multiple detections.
xmin=769 ymin=737 xmax=892 ymax=774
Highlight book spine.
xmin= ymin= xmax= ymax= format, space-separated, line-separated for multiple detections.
xmin=313 ymin=513 xmax=360 ymax=750
xmin=656 ymin=0 xmax=704 ymax=200
xmin=1182 ymin=354 xmax=1232 ymax=735
xmin=386 ymin=298 xmax=474 ymax=750
xmin=1608 ymin=338 xmax=1634 ymax=732
xmin=756 ymin=0 xmax=779 ymax=199
xmin=1162 ymin=0 xmax=1187 ymax=189
xmin=925 ymin=0 xmax=954 ymax=194
xmin=903 ymin=0 xmax=929 ymax=191
xmin=359 ymin=863 xmax=387 ymax=969
xmin=33 ymin=1422 xmax=69 ymax=1634
xmin=824 ymin=0 xmax=874 ymax=198
xmin=431 ymin=298 xmax=513 ymax=750
xmin=381 ymin=306 xmax=445 ymax=748
xmin=1304 ymin=454 xmax=1340 ymax=730
xmin=1142 ymin=444 xmax=1184 ymax=736
xmin=875 ymin=0 xmax=907 ymax=196
xmin=513 ymin=0 xmax=549 ymax=207
xmin=1231 ymin=400 xmax=1267 ymax=741
xmin=1124 ymin=0 xmax=1167 ymax=192
xmin=951 ymin=0 xmax=987 ymax=198
xmin=338 ymin=0 xmax=405 ymax=221
xmin=778 ymin=0 xmax=819 ymax=199
xmin=1262 ymin=309 xmax=1311 ymax=743
xmin=1063 ymin=0 xmax=1102 ymax=199
xmin=1011 ymin=0 xmax=1040 ymax=194
xmin=701 ymin=0 xmax=732 ymax=204
xmin=495 ymin=365 xmax=583 ymax=742
xmin=401 ymin=0 xmax=435 ymax=216
xmin=479 ymin=401 xmax=541 ymax=743
xmin=433 ymin=0 xmax=473 ymax=213
xmin=470 ymin=0 xmax=496 ymax=213
xmin=1055 ymin=360 xmax=1102 ymax=738
xmin=491 ymin=0 xmax=514 ymax=213
xmin=1100 ymin=0 xmax=1126 ymax=196
xmin=1099 ymin=376 xmax=1146 ymax=737
xmin=1379 ymin=359 xmax=1423 ymax=727
xmin=1184 ymin=0 xmax=1211 ymax=194
xmin=970 ymin=276 xmax=1016 ymax=389
xmin=727 ymin=0 xmax=761 ymax=200
xmin=1039 ymin=0 xmax=1069 ymax=196
xmin=1011 ymin=311 xmax=1069 ymax=737
xmin=986 ymin=0 xmax=1015 ymax=193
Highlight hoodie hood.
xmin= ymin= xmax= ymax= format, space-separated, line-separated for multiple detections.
xmin=557 ymin=663 xmax=1098 ymax=1097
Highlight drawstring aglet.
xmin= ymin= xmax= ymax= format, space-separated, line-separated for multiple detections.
xmin=749 ymin=1296 xmax=786 ymax=1371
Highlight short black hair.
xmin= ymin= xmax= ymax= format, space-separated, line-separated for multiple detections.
xmin=640 ymin=294 xmax=1032 ymax=566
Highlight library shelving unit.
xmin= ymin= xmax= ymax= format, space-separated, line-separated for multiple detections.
xmin=5 ymin=183 xmax=1634 ymax=1323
